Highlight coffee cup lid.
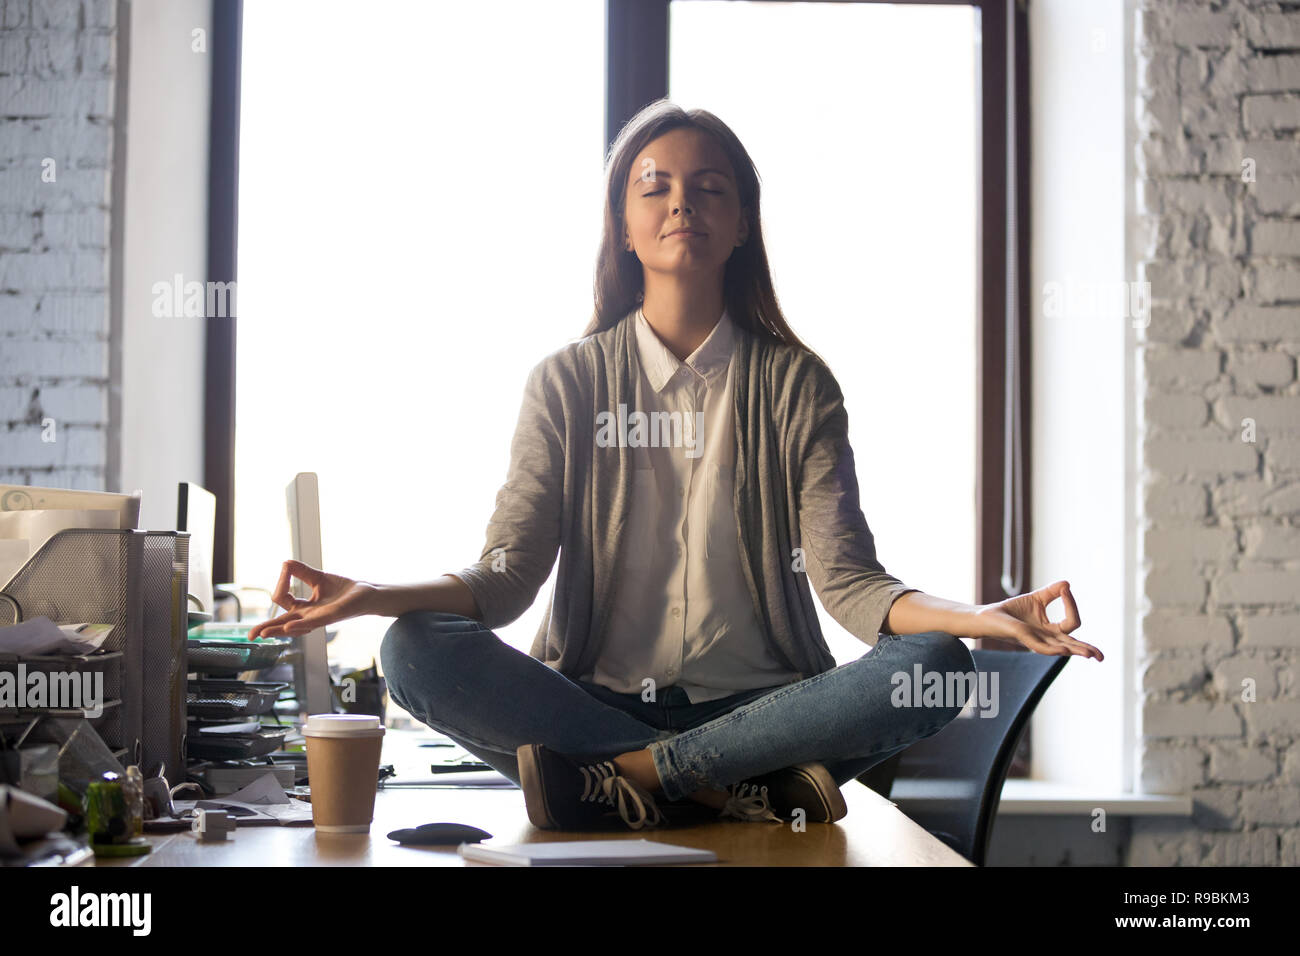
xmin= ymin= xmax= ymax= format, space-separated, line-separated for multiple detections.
xmin=305 ymin=714 xmax=381 ymax=735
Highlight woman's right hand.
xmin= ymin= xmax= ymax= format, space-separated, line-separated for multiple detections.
xmin=247 ymin=560 xmax=378 ymax=640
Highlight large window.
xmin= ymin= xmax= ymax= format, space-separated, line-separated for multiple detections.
xmin=234 ymin=0 xmax=607 ymax=668
xmin=669 ymin=0 xmax=978 ymax=663
xmin=220 ymin=0 xmax=1026 ymax=696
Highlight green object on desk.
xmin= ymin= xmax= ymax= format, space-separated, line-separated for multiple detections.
xmin=85 ymin=771 xmax=151 ymax=858
xmin=91 ymin=839 xmax=152 ymax=858
xmin=187 ymin=621 xmax=258 ymax=639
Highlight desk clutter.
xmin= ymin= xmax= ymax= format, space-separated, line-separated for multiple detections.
xmin=1 ymin=527 xmax=191 ymax=773
xmin=0 ymin=483 xmax=509 ymax=865
xmin=1 ymin=498 xmax=194 ymax=863
xmin=0 ymin=548 xmax=324 ymax=860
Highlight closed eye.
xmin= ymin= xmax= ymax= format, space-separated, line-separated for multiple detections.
xmin=643 ymin=189 xmax=723 ymax=196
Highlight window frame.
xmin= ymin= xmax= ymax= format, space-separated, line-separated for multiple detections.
xmin=205 ymin=0 xmax=242 ymax=585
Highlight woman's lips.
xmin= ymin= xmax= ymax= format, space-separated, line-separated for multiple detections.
xmin=667 ymin=231 xmax=706 ymax=239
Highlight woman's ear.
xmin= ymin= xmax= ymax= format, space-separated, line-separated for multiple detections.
xmin=736 ymin=210 xmax=750 ymax=246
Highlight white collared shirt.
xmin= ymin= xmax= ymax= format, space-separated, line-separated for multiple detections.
xmin=579 ymin=306 xmax=805 ymax=703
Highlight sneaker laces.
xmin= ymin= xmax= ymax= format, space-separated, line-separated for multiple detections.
xmin=718 ymin=782 xmax=783 ymax=823
xmin=579 ymin=761 xmax=665 ymax=830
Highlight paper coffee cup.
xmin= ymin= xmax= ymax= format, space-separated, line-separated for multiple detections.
xmin=303 ymin=714 xmax=385 ymax=833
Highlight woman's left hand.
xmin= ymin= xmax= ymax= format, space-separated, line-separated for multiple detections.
xmin=970 ymin=581 xmax=1103 ymax=661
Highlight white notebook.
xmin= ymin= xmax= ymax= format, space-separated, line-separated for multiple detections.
xmin=459 ymin=838 xmax=717 ymax=866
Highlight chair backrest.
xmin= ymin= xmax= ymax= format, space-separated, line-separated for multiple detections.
xmin=856 ymin=648 xmax=1068 ymax=866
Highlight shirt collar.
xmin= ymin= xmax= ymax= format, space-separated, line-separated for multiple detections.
xmin=634 ymin=305 xmax=736 ymax=393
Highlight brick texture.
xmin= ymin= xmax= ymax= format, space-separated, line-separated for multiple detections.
xmin=1135 ymin=0 xmax=1300 ymax=865
xmin=0 ymin=0 xmax=115 ymax=488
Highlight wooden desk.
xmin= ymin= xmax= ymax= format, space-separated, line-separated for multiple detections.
xmin=90 ymin=728 xmax=972 ymax=867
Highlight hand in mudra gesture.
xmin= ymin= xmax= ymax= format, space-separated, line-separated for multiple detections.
xmin=247 ymin=559 xmax=377 ymax=640
xmin=972 ymin=580 xmax=1102 ymax=661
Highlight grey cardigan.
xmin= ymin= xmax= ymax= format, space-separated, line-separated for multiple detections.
xmin=453 ymin=308 xmax=919 ymax=683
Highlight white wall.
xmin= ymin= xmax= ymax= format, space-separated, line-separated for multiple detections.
xmin=1028 ymin=0 xmax=1129 ymax=790
xmin=115 ymin=0 xmax=210 ymax=531
xmin=1130 ymin=0 xmax=1300 ymax=865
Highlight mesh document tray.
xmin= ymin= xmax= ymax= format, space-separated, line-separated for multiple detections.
xmin=185 ymin=724 xmax=291 ymax=761
xmin=0 ymin=528 xmax=190 ymax=775
xmin=0 ymin=648 xmax=124 ymax=703
xmin=186 ymin=680 xmax=289 ymax=719
xmin=186 ymin=637 xmax=291 ymax=677
xmin=0 ymin=649 xmax=126 ymax=761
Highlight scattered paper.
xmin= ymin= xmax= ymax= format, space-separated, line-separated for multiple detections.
xmin=0 ymin=785 xmax=69 ymax=857
xmin=171 ymin=797 xmax=314 ymax=826
xmin=224 ymin=772 xmax=290 ymax=805
xmin=0 ymin=617 xmax=114 ymax=656
xmin=254 ymin=802 xmax=316 ymax=823
xmin=0 ymin=486 xmax=140 ymax=527
xmin=381 ymin=771 xmax=517 ymax=788
xmin=162 ymin=773 xmax=315 ymax=827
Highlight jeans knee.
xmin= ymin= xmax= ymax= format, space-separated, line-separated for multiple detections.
xmin=380 ymin=611 xmax=488 ymax=704
xmin=381 ymin=612 xmax=461 ymax=689
xmin=919 ymin=632 xmax=978 ymax=719
xmin=394 ymin=609 xmax=476 ymax=632
xmin=923 ymin=631 xmax=975 ymax=673
xmin=378 ymin=627 xmax=413 ymax=704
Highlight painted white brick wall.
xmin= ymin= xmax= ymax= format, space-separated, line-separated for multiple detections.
xmin=0 ymin=0 xmax=115 ymax=490
xmin=1133 ymin=0 xmax=1300 ymax=866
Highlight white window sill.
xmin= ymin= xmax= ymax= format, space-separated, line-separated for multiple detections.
xmin=886 ymin=778 xmax=1192 ymax=817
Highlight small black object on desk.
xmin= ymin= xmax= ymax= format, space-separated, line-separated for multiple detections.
xmin=386 ymin=822 xmax=493 ymax=845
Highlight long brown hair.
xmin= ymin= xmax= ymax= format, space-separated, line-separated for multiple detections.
xmin=582 ymin=98 xmax=818 ymax=357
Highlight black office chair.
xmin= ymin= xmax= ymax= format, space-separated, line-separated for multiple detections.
xmin=856 ymin=648 xmax=1069 ymax=866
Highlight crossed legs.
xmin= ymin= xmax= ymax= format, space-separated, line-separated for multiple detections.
xmin=379 ymin=611 xmax=976 ymax=806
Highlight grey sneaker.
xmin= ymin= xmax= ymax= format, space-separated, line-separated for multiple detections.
xmin=718 ymin=762 xmax=848 ymax=824
xmin=717 ymin=782 xmax=784 ymax=823
xmin=516 ymin=743 xmax=667 ymax=831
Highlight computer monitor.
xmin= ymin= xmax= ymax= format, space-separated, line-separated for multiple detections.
xmin=176 ymin=482 xmax=216 ymax=618
xmin=285 ymin=472 xmax=333 ymax=718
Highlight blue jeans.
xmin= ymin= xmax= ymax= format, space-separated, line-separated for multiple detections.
xmin=379 ymin=610 xmax=977 ymax=803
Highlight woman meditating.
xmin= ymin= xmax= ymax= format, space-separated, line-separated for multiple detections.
xmin=249 ymin=99 xmax=1101 ymax=832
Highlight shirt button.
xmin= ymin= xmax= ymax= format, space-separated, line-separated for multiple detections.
xmin=678 ymin=487 xmax=685 ymax=497
xmin=671 ymin=607 xmax=681 ymax=617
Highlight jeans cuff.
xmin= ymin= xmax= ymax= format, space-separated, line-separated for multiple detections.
xmin=648 ymin=740 xmax=687 ymax=802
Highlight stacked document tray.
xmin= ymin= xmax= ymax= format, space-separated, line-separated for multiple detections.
xmin=184 ymin=626 xmax=294 ymax=763
xmin=0 ymin=528 xmax=190 ymax=775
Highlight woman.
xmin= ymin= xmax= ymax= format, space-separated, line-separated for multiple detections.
xmin=250 ymin=100 xmax=1101 ymax=833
